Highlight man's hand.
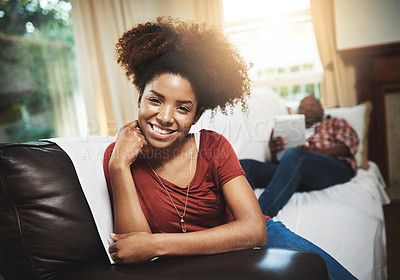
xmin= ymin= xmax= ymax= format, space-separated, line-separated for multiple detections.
xmin=269 ymin=129 xmax=287 ymax=161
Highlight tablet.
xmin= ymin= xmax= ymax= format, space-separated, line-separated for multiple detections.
xmin=273 ymin=114 xmax=306 ymax=161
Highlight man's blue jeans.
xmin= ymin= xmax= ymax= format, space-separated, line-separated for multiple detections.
xmin=240 ymin=147 xmax=354 ymax=217
xmin=266 ymin=219 xmax=357 ymax=279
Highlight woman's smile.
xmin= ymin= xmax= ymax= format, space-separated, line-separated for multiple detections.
xmin=148 ymin=122 xmax=177 ymax=139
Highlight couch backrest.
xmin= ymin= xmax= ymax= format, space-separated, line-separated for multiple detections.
xmin=0 ymin=142 xmax=106 ymax=280
xmin=191 ymin=88 xmax=288 ymax=162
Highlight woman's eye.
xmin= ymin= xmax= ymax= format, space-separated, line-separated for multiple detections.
xmin=178 ymin=106 xmax=190 ymax=113
xmin=148 ymin=97 xmax=161 ymax=104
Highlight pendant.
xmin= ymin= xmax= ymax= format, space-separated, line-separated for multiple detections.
xmin=180 ymin=218 xmax=186 ymax=233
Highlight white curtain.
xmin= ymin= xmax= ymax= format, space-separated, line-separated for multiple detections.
xmin=310 ymin=0 xmax=357 ymax=107
xmin=71 ymin=0 xmax=145 ymax=136
xmin=194 ymin=0 xmax=224 ymax=29
xmin=71 ymin=0 xmax=224 ymax=136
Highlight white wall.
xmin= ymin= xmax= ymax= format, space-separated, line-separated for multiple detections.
xmin=335 ymin=0 xmax=400 ymax=50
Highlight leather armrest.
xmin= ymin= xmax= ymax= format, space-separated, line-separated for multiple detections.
xmin=54 ymin=248 xmax=328 ymax=280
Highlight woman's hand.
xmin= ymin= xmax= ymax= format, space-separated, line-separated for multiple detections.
xmin=109 ymin=232 xmax=158 ymax=265
xmin=110 ymin=120 xmax=148 ymax=168
xmin=108 ymin=120 xmax=152 ymax=234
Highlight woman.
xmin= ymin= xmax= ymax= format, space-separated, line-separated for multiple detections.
xmin=103 ymin=17 xmax=356 ymax=280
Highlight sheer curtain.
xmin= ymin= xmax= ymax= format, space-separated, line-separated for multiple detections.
xmin=194 ymin=0 xmax=224 ymax=29
xmin=71 ymin=0 xmax=223 ymax=136
xmin=71 ymin=0 xmax=145 ymax=136
xmin=310 ymin=0 xmax=357 ymax=107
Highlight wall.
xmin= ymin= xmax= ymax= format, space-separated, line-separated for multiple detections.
xmin=385 ymin=91 xmax=400 ymax=190
xmin=334 ymin=0 xmax=400 ymax=50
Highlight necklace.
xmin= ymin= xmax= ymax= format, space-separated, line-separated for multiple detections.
xmin=143 ymin=136 xmax=193 ymax=233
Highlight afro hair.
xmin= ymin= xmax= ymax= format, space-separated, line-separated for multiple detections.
xmin=116 ymin=17 xmax=251 ymax=114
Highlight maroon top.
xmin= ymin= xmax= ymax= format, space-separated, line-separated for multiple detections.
xmin=103 ymin=129 xmax=260 ymax=233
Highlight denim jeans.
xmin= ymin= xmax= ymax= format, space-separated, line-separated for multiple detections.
xmin=265 ymin=219 xmax=357 ymax=279
xmin=240 ymin=147 xmax=354 ymax=217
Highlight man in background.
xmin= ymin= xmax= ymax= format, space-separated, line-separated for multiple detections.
xmin=240 ymin=95 xmax=359 ymax=216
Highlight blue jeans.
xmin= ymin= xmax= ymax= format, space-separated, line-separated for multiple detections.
xmin=266 ymin=219 xmax=357 ymax=279
xmin=240 ymin=147 xmax=354 ymax=217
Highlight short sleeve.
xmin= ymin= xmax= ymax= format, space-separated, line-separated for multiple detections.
xmin=103 ymin=142 xmax=116 ymax=204
xmin=213 ymin=133 xmax=246 ymax=187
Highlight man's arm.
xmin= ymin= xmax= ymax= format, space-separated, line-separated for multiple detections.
xmin=297 ymin=143 xmax=350 ymax=157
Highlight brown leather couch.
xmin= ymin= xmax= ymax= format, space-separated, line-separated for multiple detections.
xmin=0 ymin=141 xmax=329 ymax=280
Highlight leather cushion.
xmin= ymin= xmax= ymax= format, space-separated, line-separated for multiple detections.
xmin=0 ymin=142 xmax=106 ymax=280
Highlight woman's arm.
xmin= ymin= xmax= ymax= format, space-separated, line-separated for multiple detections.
xmin=109 ymin=175 xmax=267 ymax=264
xmin=109 ymin=121 xmax=151 ymax=234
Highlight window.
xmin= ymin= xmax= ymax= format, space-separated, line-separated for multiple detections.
xmin=0 ymin=0 xmax=85 ymax=143
xmin=223 ymin=0 xmax=323 ymax=109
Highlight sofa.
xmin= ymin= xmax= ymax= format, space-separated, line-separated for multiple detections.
xmin=0 ymin=140 xmax=329 ymax=280
xmin=192 ymin=89 xmax=389 ymax=280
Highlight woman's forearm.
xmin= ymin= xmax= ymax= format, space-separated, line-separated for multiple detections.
xmin=153 ymin=176 xmax=267 ymax=258
xmin=153 ymin=216 xmax=267 ymax=257
xmin=108 ymin=176 xmax=267 ymax=265
xmin=109 ymin=163 xmax=151 ymax=234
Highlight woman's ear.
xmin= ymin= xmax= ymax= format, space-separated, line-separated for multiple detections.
xmin=193 ymin=107 xmax=205 ymax=125
xmin=137 ymin=94 xmax=143 ymax=108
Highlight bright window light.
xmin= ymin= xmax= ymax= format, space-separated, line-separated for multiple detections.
xmin=223 ymin=0 xmax=322 ymax=108
xmin=223 ymin=0 xmax=310 ymax=23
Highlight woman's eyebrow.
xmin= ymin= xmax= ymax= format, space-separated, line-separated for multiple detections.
xmin=177 ymin=100 xmax=193 ymax=105
xmin=149 ymin=90 xmax=164 ymax=98
xmin=149 ymin=90 xmax=193 ymax=105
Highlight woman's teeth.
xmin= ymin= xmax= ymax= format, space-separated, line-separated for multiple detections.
xmin=153 ymin=125 xmax=171 ymax=135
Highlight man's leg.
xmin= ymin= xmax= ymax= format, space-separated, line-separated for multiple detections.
xmin=258 ymin=147 xmax=353 ymax=217
xmin=239 ymin=159 xmax=277 ymax=190
xmin=265 ymin=219 xmax=357 ymax=280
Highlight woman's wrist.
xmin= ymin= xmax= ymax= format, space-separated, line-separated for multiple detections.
xmin=109 ymin=156 xmax=131 ymax=173
xmin=152 ymin=233 xmax=167 ymax=258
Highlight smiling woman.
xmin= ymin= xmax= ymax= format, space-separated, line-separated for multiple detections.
xmin=100 ymin=16 xmax=357 ymax=280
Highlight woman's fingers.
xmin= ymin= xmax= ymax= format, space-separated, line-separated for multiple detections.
xmin=123 ymin=120 xmax=139 ymax=128
xmin=112 ymin=120 xmax=149 ymax=166
xmin=110 ymin=252 xmax=123 ymax=264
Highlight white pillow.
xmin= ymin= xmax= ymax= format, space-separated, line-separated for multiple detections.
xmin=46 ymin=136 xmax=116 ymax=264
xmin=324 ymin=102 xmax=372 ymax=169
xmin=191 ymin=87 xmax=288 ymax=162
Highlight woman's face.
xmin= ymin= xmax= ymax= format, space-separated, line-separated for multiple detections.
xmin=138 ymin=73 xmax=201 ymax=150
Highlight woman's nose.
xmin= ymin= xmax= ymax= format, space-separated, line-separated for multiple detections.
xmin=157 ymin=105 xmax=174 ymax=125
